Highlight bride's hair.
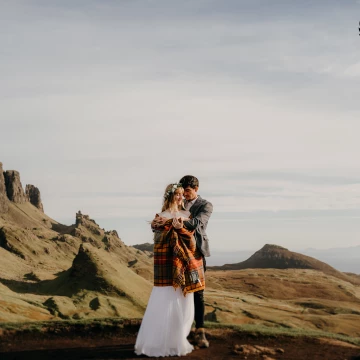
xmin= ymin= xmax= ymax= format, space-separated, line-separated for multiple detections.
xmin=161 ymin=184 xmax=185 ymax=212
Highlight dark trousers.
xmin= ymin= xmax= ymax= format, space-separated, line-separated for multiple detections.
xmin=194 ymin=257 xmax=206 ymax=329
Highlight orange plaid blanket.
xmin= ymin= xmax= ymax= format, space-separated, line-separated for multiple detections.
xmin=153 ymin=220 xmax=205 ymax=295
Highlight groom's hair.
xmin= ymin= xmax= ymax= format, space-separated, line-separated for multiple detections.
xmin=179 ymin=175 xmax=199 ymax=189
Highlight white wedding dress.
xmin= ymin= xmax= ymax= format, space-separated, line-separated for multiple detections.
xmin=135 ymin=210 xmax=194 ymax=357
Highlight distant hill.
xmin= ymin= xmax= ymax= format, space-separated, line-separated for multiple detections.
xmin=207 ymin=246 xmax=360 ymax=274
xmin=210 ymin=244 xmax=359 ymax=285
xmin=132 ymin=242 xmax=154 ymax=253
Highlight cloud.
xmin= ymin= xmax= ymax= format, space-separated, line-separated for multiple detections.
xmin=343 ymin=62 xmax=360 ymax=77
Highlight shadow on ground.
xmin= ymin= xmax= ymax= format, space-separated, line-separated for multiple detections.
xmin=0 ymin=344 xmax=145 ymax=360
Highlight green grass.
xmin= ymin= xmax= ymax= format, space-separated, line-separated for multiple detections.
xmin=297 ymin=301 xmax=360 ymax=315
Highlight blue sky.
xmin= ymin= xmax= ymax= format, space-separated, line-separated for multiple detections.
xmin=1 ymin=1 xmax=360 ymax=252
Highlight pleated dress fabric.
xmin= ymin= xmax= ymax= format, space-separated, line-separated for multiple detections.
xmin=134 ymin=286 xmax=194 ymax=357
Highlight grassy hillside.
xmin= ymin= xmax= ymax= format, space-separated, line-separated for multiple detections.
xmin=204 ymin=268 xmax=360 ymax=337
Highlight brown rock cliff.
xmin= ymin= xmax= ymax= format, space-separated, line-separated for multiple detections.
xmin=25 ymin=184 xmax=44 ymax=212
xmin=4 ymin=170 xmax=27 ymax=203
xmin=0 ymin=162 xmax=9 ymax=213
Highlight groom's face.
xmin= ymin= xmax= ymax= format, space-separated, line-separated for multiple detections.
xmin=183 ymin=186 xmax=198 ymax=201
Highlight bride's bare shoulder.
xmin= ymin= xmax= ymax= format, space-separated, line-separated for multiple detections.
xmin=157 ymin=210 xmax=170 ymax=217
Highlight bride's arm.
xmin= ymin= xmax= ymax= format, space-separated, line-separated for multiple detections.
xmin=151 ymin=214 xmax=170 ymax=230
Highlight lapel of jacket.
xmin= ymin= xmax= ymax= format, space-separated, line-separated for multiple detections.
xmin=190 ymin=195 xmax=204 ymax=216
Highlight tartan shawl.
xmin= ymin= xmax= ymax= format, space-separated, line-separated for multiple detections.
xmin=153 ymin=220 xmax=205 ymax=296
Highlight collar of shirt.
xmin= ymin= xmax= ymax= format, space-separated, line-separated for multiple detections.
xmin=185 ymin=196 xmax=198 ymax=210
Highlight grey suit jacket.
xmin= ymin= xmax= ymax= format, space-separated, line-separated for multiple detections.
xmin=184 ymin=195 xmax=213 ymax=257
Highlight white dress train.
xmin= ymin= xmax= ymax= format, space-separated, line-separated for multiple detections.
xmin=135 ymin=286 xmax=194 ymax=357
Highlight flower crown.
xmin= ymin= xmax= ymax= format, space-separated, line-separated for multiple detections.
xmin=164 ymin=183 xmax=183 ymax=200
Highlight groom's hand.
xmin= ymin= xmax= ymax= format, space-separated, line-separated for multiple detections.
xmin=172 ymin=217 xmax=183 ymax=229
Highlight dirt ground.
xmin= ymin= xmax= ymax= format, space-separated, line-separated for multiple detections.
xmin=0 ymin=328 xmax=360 ymax=360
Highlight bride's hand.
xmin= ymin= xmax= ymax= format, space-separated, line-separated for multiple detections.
xmin=172 ymin=217 xmax=183 ymax=229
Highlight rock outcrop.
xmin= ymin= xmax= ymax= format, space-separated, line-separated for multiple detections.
xmin=25 ymin=184 xmax=44 ymax=212
xmin=71 ymin=211 xmax=124 ymax=251
xmin=0 ymin=162 xmax=9 ymax=213
xmin=4 ymin=170 xmax=27 ymax=203
xmin=75 ymin=211 xmax=102 ymax=235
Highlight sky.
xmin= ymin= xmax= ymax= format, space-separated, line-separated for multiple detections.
xmin=1 ymin=0 xmax=360 ymax=253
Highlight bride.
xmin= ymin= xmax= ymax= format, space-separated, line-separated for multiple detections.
xmin=134 ymin=183 xmax=205 ymax=357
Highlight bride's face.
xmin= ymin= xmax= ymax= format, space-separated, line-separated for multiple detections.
xmin=173 ymin=191 xmax=183 ymax=206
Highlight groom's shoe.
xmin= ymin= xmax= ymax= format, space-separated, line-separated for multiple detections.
xmin=187 ymin=328 xmax=196 ymax=342
xmin=194 ymin=328 xmax=209 ymax=348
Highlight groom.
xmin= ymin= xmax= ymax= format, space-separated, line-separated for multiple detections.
xmin=174 ymin=175 xmax=213 ymax=348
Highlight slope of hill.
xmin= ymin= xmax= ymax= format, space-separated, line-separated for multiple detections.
xmin=41 ymin=243 xmax=152 ymax=306
xmin=204 ymin=268 xmax=360 ymax=337
xmin=0 ymin=203 xmax=153 ymax=281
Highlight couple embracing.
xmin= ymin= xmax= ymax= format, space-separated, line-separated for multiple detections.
xmin=135 ymin=175 xmax=213 ymax=357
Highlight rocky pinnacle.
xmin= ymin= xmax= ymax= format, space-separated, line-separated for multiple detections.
xmin=4 ymin=170 xmax=27 ymax=204
xmin=25 ymin=184 xmax=44 ymax=212
xmin=0 ymin=162 xmax=9 ymax=213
